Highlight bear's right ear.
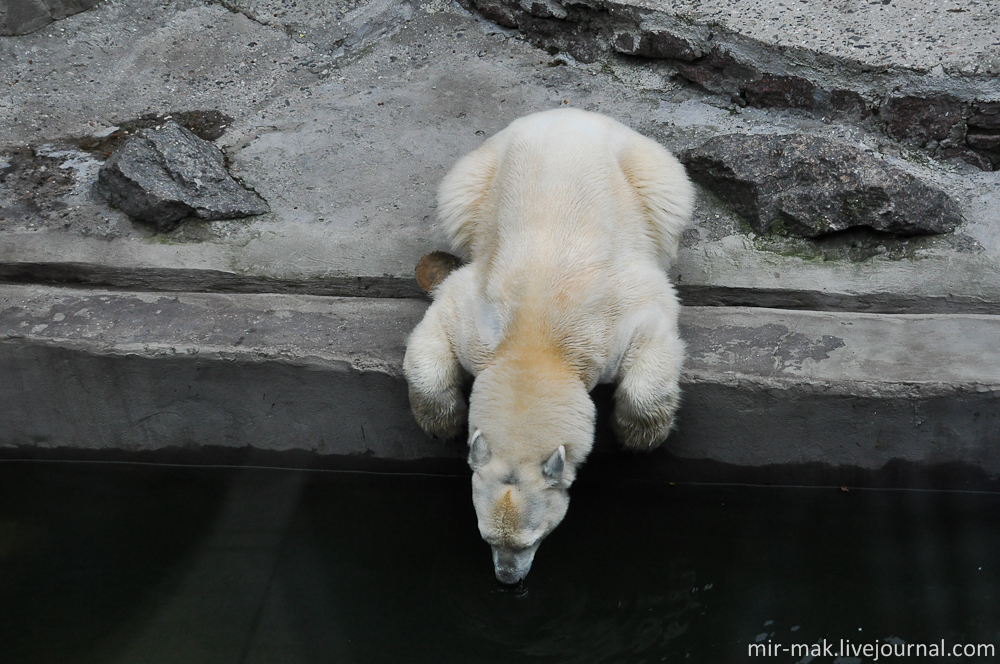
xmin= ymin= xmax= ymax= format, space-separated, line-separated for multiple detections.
xmin=468 ymin=429 xmax=491 ymax=470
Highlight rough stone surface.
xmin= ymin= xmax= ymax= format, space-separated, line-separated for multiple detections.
xmin=76 ymin=110 xmax=235 ymax=158
xmin=459 ymin=0 xmax=1000 ymax=81
xmin=967 ymin=134 xmax=1000 ymax=151
xmin=670 ymin=45 xmax=759 ymax=97
xmin=451 ymin=0 xmax=1000 ymax=170
xmin=221 ymin=0 xmax=414 ymax=56
xmin=613 ymin=30 xmax=702 ymax=62
xmin=827 ymin=89 xmax=869 ymax=119
xmin=0 ymin=0 xmax=50 ymax=35
xmin=0 ymin=0 xmax=101 ymax=35
xmin=682 ymin=134 xmax=964 ymax=237
xmin=473 ymin=0 xmax=519 ymax=27
xmin=885 ymin=96 xmax=964 ymax=145
xmin=940 ymin=146 xmax=994 ymax=172
xmin=517 ymin=13 xmax=600 ymax=63
xmin=92 ymin=122 xmax=269 ymax=232
xmin=0 ymin=1 xmax=319 ymax=150
xmin=968 ymin=113 xmax=1000 ymax=130
xmin=743 ymin=74 xmax=814 ymax=111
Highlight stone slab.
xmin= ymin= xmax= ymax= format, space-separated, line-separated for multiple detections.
xmin=2 ymin=4 xmax=999 ymax=313
xmin=616 ymin=0 xmax=1000 ymax=81
xmin=1 ymin=285 xmax=997 ymax=472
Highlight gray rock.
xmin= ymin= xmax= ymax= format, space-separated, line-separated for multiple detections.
xmin=0 ymin=0 xmax=102 ymax=36
xmin=0 ymin=0 xmax=51 ymax=35
xmin=682 ymin=134 xmax=963 ymax=238
xmin=43 ymin=0 xmax=100 ymax=19
xmin=93 ymin=121 xmax=269 ymax=232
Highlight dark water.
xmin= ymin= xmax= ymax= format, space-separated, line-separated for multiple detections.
xmin=1 ymin=461 xmax=998 ymax=664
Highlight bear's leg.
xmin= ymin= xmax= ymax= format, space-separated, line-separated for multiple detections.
xmin=612 ymin=314 xmax=684 ymax=450
xmin=403 ymin=300 xmax=468 ymax=440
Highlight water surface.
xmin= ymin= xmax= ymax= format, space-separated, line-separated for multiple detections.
xmin=0 ymin=461 xmax=997 ymax=663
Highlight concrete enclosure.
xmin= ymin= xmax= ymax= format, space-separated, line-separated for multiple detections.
xmin=0 ymin=0 xmax=998 ymax=485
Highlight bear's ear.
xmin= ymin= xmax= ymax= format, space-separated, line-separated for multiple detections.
xmin=468 ymin=429 xmax=491 ymax=470
xmin=542 ymin=445 xmax=566 ymax=482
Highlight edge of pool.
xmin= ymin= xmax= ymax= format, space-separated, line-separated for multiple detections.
xmin=1 ymin=284 xmax=998 ymax=487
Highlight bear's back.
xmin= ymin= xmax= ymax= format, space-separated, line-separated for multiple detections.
xmin=434 ymin=110 xmax=693 ymax=382
xmin=437 ymin=108 xmax=693 ymax=273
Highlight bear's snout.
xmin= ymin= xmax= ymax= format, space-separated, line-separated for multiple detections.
xmin=492 ymin=545 xmax=536 ymax=585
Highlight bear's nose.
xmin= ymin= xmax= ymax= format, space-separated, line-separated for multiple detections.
xmin=494 ymin=564 xmax=526 ymax=585
xmin=491 ymin=543 xmax=536 ymax=584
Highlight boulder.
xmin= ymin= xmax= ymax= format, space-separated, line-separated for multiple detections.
xmin=682 ymin=134 xmax=962 ymax=237
xmin=1 ymin=0 xmax=102 ymax=36
xmin=93 ymin=121 xmax=269 ymax=232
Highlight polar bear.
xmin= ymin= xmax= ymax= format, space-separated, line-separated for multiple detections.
xmin=403 ymin=108 xmax=694 ymax=584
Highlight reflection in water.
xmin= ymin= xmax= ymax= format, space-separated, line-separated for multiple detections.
xmin=456 ymin=567 xmax=697 ymax=663
xmin=0 ymin=520 xmax=32 ymax=560
xmin=0 ymin=461 xmax=998 ymax=664
xmin=0 ymin=462 xmax=229 ymax=664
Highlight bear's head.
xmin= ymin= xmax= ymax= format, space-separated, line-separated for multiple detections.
xmin=467 ymin=358 xmax=595 ymax=584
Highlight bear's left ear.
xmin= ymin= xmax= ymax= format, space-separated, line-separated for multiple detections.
xmin=542 ymin=445 xmax=566 ymax=482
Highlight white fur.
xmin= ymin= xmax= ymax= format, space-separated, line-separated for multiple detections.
xmin=403 ymin=108 xmax=693 ymax=583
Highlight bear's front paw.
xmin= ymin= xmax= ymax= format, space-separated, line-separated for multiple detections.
xmin=611 ymin=389 xmax=679 ymax=451
xmin=409 ymin=387 xmax=468 ymax=440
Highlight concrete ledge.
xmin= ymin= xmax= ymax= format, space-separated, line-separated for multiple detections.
xmin=676 ymin=306 xmax=1000 ymax=472
xmin=1 ymin=285 xmax=997 ymax=475
xmin=0 ymin=285 xmax=445 ymax=458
